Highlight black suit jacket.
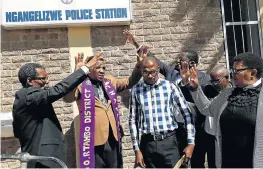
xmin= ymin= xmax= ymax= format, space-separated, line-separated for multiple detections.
xmin=157 ymin=59 xmax=210 ymax=124
xmin=157 ymin=60 xmax=210 ymax=101
xmin=12 ymin=68 xmax=88 ymax=168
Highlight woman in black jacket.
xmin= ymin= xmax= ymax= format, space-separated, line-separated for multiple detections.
xmin=184 ymin=52 xmax=263 ymax=168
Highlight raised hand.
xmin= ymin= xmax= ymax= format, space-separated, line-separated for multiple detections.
xmin=189 ymin=66 xmax=199 ymax=89
xmin=75 ymin=53 xmax=85 ymax=70
xmin=137 ymin=46 xmax=149 ymax=64
xmin=85 ymin=52 xmax=103 ymax=69
xmin=179 ymin=61 xmax=191 ymax=85
xmin=75 ymin=52 xmax=103 ymax=70
xmin=123 ymin=29 xmax=135 ymax=44
xmin=123 ymin=29 xmax=140 ymax=48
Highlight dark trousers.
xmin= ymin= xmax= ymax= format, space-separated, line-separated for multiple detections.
xmin=191 ymin=127 xmax=216 ymax=168
xmin=95 ymin=126 xmax=121 ymax=168
xmin=33 ymin=161 xmax=61 ymax=168
xmin=34 ymin=162 xmax=50 ymax=168
xmin=140 ymin=133 xmax=180 ymax=168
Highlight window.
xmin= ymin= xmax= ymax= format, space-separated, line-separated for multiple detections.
xmin=220 ymin=0 xmax=263 ymax=70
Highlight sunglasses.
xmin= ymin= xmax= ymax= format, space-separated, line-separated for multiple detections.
xmin=230 ymin=68 xmax=251 ymax=74
xmin=209 ymin=76 xmax=228 ymax=85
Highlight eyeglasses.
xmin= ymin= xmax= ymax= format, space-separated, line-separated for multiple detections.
xmin=142 ymin=70 xmax=158 ymax=76
xmin=33 ymin=76 xmax=49 ymax=83
xmin=230 ymin=68 xmax=251 ymax=74
xmin=175 ymin=61 xmax=196 ymax=69
xmin=209 ymin=76 xmax=227 ymax=85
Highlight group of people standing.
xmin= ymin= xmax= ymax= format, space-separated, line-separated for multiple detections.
xmin=11 ymin=29 xmax=263 ymax=168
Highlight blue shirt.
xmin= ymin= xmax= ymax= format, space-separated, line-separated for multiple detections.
xmin=129 ymin=78 xmax=195 ymax=151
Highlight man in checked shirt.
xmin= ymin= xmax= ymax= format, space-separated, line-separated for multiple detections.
xmin=129 ymin=57 xmax=195 ymax=168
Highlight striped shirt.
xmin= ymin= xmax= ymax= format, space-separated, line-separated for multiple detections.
xmin=129 ymin=78 xmax=195 ymax=151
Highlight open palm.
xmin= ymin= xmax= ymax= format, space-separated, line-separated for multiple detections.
xmin=179 ymin=61 xmax=191 ymax=85
xmin=189 ymin=66 xmax=199 ymax=89
xmin=75 ymin=52 xmax=103 ymax=70
xmin=137 ymin=46 xmax=149 ymax=64
xmin=123 ymin=29 xmax=136 ymax=44
xmin=75 ymin=53 xmax=85 ymax=70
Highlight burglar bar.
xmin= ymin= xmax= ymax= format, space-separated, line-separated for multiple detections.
xmin=220 ymin=0 xmax=263 ymax=71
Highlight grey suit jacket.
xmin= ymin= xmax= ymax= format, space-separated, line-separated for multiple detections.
xmin=190 ymin=83 xmax=263 ymax=168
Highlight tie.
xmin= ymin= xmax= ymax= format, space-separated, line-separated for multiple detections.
xmin=97 ymin=84 xmax=107 ymax=106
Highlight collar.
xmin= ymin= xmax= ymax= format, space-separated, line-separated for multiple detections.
xmin=245 ymin=78 xmax=262 ymax=88
xmin=89 ymin=78 xmax=102 ymax=86
xmin=143 ymin=78 xmax=162 ymax=87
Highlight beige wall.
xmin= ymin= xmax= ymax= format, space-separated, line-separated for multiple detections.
xmin=0 ymin=28 xmax=73 ymax=168
xmin=68 ymin=27 xmax=93 ymax=167
xmin=0 ymin=0 xmax=225 ymax=168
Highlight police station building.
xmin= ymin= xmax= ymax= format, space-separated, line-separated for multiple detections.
xmin=1 ymin=0 xmax=263 ymax=168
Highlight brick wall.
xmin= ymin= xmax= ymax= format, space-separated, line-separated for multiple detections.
xmin=91 ymin=0 xmax=225 ymax=167
xmin=0 ymin=0 xmax=225 ymax=168
xmin=0 ymin=28 xmax=75 ymax=168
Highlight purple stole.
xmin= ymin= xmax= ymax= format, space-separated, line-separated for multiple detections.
xmin=79 ymin=79 xmax=121 ymax=168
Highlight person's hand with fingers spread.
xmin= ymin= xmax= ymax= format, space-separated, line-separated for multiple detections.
xmin=179 ymin=61 xmax=191 ymax=85
xmin=137 ymin=46 xmax=149 ymax=66
xmin=189 ymin=66 xmax=199 ymax=90
xmin=85 ymin=52 xmax=103 ymax=69
xmin=75 ymin=53 xmax=85 ymax=70
xmin=75 ymin=52 xmax=103 ymax=70
xmin=123 ymin=29 xmax=140 ymax=49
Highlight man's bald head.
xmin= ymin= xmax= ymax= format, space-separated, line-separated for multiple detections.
xmin=210 ymin=65 xmax=230 ymax=91
xmin=210 ymin=66 xmax=229 ymax=77
xmin=142 ymin=57 xmax=158 ymax=69
xmin=141 ymin=57 xmax=159 ymax=85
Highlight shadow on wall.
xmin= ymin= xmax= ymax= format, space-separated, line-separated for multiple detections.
xmin=0 ymin=138 xmax=21 ymax=168
xmin=166 ymin=0 xmax=225 ymax=72
xmin=89 ymin=1 xmax=225 ymax=109
xmin=207 ymin=44 xmax=225 ymax=72
xmin=1 ymin=138 xmax=21 ymax=154
xmin=91 ymin=26 xmax=129 ymax=48
xmin=1 ymin=28 xmax=69 ymax=52
xmin=118 ymin=90 xmax=131 ymax=109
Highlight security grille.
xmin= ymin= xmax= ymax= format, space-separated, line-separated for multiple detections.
xmin=220 ymin=0 xmax=263 ymax=70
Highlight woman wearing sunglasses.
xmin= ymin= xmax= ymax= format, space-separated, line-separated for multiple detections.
xmin=185 ymin=52 xmax=263 ymax=168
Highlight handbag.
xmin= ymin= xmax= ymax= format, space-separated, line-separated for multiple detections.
xmin=174 ymin=155 xmax=191 ymax=169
